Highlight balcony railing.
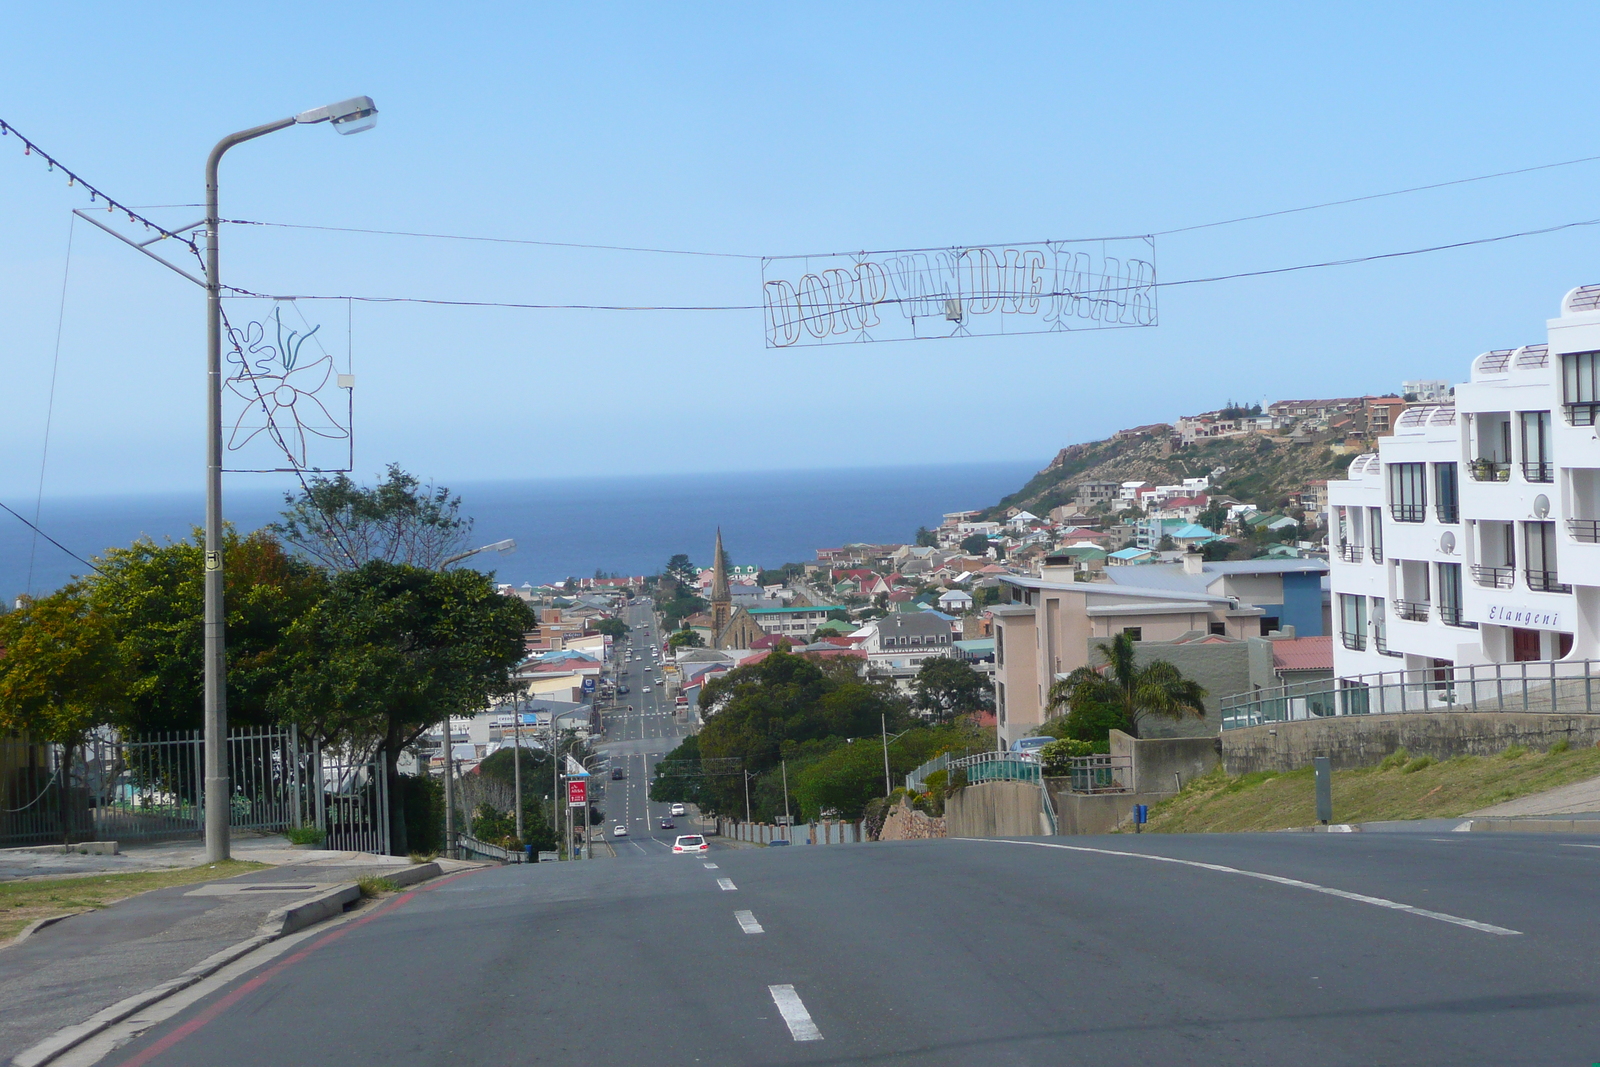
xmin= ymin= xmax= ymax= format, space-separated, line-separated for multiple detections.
xmin=1526 ymin=570 xmax=1573 ymax=594
xmin=1435 ymin=504 xmax=1459 ymax=524
xmin=1437 ymin=605 xmax=1478 ymax=629
xmin=1522 ymin=461 xmax=1554 ymax=483
xmin=1389 ymin=503 xmax=1426 ymax=523
xmin=1395 ymin=599 xmax=1430 ymax=622
xmin=1471 ymin=565 xmax=1515 ymax=588
xmin=1340 ymin=630 xmax=1366 ymax=651
xmin=1569 ymin=519 xmax=1600 ymax=543
xmin=1374 ymin=630 xmax=1403 ymax=658
xmin=1469 ymin=460 xmax=1510 ymax=482
xmin=1565 ymin=402 xmax=1600 ymax=427
xmin=1370 ymin=543 xmax=1384 ymax=563
xmin=1337 ymin=542 xmax=1363 ymax=563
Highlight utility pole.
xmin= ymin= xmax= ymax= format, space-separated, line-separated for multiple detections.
xmin=512 ymin=704 xmax=524 ymax=843
xmin=781 ymin=759 xmax=791 ymax=843
xmin=882 ymin=712 xmax=891 ymax=797
xmin=743 ymin=769 xmax=754 ymax=825
xmin=441 ymin=716 xmax=456 ymax=859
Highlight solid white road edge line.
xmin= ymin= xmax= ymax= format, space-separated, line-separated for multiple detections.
xmin=972 ymin=838 xmax=1522 ymax=936
xmin=768 ymin=984 xmax=822 ymax=1041
xmin=717 ymin=877 xmax=737 ymax=891
xmin=1558 ymin=843 xmax=1600 ymax=850
xmin=735 ymin=909 xmax=764 ymax=934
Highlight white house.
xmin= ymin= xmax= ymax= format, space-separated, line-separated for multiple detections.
xmin=937 ymin=588 xmax=975 ymax=613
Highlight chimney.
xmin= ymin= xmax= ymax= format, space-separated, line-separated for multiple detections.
xmin=1182 ymin=546 xmax=1204 ymax=576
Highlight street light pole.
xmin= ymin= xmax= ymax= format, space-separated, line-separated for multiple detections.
xmin=882 ymin=713 xmax=891 ymax=798
xmin=201 ymin=96 xmax=377 ymax=864
xmin=512 ymin=703 xmax=524 ymax=843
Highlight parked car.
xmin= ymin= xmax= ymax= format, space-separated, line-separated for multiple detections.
xmin=768 ymin=838 xmax=791 ymax=847
xmin=672 ymin=834 xmax=708 ymax=855
xmin=612 ymin=823 xmax=628 ymax=837
xmin=669 ymin=803 xmax=686 ymax=816
xmin=1009 ymin=736 xmax=1054 ymax=761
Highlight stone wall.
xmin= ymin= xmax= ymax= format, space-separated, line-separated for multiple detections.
xmin=877 ymin=799 xmax=946 ymax=840
xmin=944 ymin=780 xmax=1047 ymax=838
xmin=1224 ymin=712 xmax=1600 ymax=774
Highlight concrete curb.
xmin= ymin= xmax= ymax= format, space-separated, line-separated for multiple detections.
xmin=10 ymin=864 xmax=445 ymax=1067
xmin=3 ymin=914 xmax=75 ymax=951
xmin=1463 ymin=817 xmax=1600 ymax=833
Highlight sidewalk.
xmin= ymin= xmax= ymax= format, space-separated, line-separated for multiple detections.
xmin=0 ymin=834 xmax=477 ymax=1065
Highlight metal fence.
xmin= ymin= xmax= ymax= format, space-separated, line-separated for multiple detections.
xmin=947 ymin=750 xmax=1040 ymax=784
xmin=1221 ymin=658 xmax=1600 ymax=730
xmin=905 ymin=753 xmax=951 ymax=793
xmin=2 ymin=727 xmax=388 ymax=854
xmin=1065 ymin=754 xmax=1133 ymax=794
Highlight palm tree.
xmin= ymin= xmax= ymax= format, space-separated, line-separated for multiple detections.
xmin=1046 ymin=632 xmax=1207 ymax=740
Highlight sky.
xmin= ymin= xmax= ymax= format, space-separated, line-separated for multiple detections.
xmin=3 ymin=2 xmax=1600 ymax=501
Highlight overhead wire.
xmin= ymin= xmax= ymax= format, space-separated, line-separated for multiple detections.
xmin=27 ymin=214 xmax=75 ymax=595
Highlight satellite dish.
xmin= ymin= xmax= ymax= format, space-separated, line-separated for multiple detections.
xmin=1440 ymin=531 xmax=1456 ymax=554
xmin=1534 ymin=494 xmax=1551 ymax=519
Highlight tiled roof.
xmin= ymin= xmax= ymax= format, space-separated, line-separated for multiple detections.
xmin=1271 ymin=636 xmax=1333 ymax=673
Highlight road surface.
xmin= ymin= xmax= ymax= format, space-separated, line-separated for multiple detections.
xmin=96 ymin=827 xmax=1600 ymax=1065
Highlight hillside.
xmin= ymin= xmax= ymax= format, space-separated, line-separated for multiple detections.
xmin=984 ymin=432 xmax=1352 ymax=519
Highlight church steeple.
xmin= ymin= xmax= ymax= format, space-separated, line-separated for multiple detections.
xmin=711 ymin=528 xmax=731 ymax=642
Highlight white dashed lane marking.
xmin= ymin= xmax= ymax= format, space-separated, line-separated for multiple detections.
xmin=768 ymin=984 xmax=822 ymax=1041
xmin=704 ymin=862 xmax=718 ymax=869
xmin=735 ymin=909 xmax=764 ymax=933
xmin=717 ymin=878 xmax=737 ymax=891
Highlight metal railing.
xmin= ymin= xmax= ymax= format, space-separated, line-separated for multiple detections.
xmin=1221 ymin=658 xmax=1600 ymax=730
xmin=1471 ymin=564 xmax=1515 ymax=588
xmin=1568 ymin=519 xmax=1600 ymax=543
xmin=1435 ymin=503 xmax=1460 ymax=524
xmin=1389 ymin=503 xmax=1426 ymax=523
xmin=1526 ymin=569 xmax=1572 ymax=594
xmin=1469 ymin=461 xmax=1510 ymax=482
xmin=1337 ymin=542 xmax=1364 ymax=563
xmin=1065 ymin=754 xmax=1132 ymax=794
xmin=905 ymin=752 xmax=954 ymax=794
xmin=1370 ymin=543 xmax=1384 ymax=563
xmin=1523 ymin=461 xmax=1554 ymax=483
xmin=1565 ymin=402 xmax=1600 ymax=427
xmin=948 ymin=749 xmax=1040 ymax=784
xmin=1437 ymin=604 xmax=1477 ymax=628
xmin=1340 ymin=629 xmax=1366 ymax=651
xmin=1395 ymin=599 xmax=1430 ymax=622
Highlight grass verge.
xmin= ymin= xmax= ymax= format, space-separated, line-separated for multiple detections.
xmin=356 ymin=876 xmax=400 ymax=899
xmin=1145 ymin=743 xmax=1600 ymax=833
xmin=0 ymin=860 xmax=269 ymax=944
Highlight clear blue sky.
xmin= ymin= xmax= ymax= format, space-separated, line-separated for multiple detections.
xmin=3 ymin=2 xmax=1598 ymax=498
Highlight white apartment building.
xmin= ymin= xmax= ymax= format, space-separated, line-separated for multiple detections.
xmin=1328 ymin=284 xmax=1600 ymax=681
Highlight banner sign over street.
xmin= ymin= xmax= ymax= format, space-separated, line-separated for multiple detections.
xmin=761 ymin=237 xmax=1156 ymax=348
xmin=567 ymin=780 xmax=587 ymax=807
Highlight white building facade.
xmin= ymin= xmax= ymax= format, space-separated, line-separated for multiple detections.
xmin=1328 ymin=284 xmax=1600 ymax=683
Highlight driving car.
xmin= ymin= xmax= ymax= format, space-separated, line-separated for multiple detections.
xmin=617 ymin=684 xmax=629 ymax=694
xmin=642 ymin=685 xmax=651 ymax=692
xmin=612 ymin=823 xmax=628 ymax=837
xmin=611 ymin=767 xmax=625 ymax=780
xmin=659 ymin=817 xmax=675 ymax=829
xmin=669 ymin=802 xmax=686 ymax=816
xmin=672 ymin=834 xmax=708 ymax=855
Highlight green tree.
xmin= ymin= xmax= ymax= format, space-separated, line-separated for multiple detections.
xmin=668 ymin=628 xmax=705 ymax=650
xmin=1045 ymin=632 xmax=1207 ymax=741
xmin=272 ymin=463 xmax=474 ymax=571
xmin=664 ymin=554 xmax=697 ymax=585
xmin=960 ymin=534 xmax=992 ymax=556
xmin=0 ymin=586 xmax=129 ymax=841
xmin=912 ymin=657 xmax=993 ymax=721
xmin=915 ymin=526 xmax=938 ymax=548
xmin=270 ymin=561 xmax=535 ymax=855
xmin=594 ymin=618 xmax=630 ymax=638
xmin=89 ymin=529 xmax=327 ymax=733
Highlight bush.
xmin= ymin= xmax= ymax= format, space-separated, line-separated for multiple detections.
xmin=1549 ymin=738 xmax=1571 ymax=754
xmin=1401 ymin=755 xmax=1436 ymax=774
xmin=1039 ymin=737 xmax=1108 ymax=776
xmin=284 ymin=825 xmax=326 ymax=846
xmin=1378 ymin=747 xmax=1411 ymax=772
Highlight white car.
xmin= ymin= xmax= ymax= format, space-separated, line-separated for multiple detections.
xmin=642 ymin=685 xmax=651 ymax=692
xmin=672 ymin=834 xmax=708 ymax=855
xmin=669 ymin=802 xmax=686 ymax=817
xmin=612 ymin=824 xmax=628 ymax=837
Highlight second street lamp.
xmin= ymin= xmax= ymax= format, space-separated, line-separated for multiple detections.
xmin=203 ymin=96 xmax=377 ymax=863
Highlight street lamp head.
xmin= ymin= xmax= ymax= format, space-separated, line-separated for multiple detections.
xmin=295 ymin=95 xmax=378 ymax=135
xmin=487 ymin=538 xmax=517 ymax=554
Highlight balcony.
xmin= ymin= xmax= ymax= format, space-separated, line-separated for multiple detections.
xmin=1337 ymin=542 xmax=1364 ymax=563
xmin=1437 ymin=605 xmax=1478 ymax=629
xmin=1468 ymin=460 xmax=1510 ymax=482
xmin=1471 ymin=565 xmax=1515 ymax=588
xmin=1435 ymin=503 xmax=1459 ymax=524
xmin=1565 ymin=401 xmax=1600 ymax=427
xmin=1394 ymin=599 xmax=1430 ymax=622
xmin=1389 ymin=504 xmax=1425 ymax=523
xmin=1522 ymin=461 xmax=1554 ymax=483
xmin=1525 ymin=570 xmax=1573 ymax=594
xmin=1340 ymin=630 xmax=1367 ymax=651
xmin=1569 ymin=519 xmax=1600 ymax=543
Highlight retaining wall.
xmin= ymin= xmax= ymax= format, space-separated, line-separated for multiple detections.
xmin=944 ymin=780 xmax=1046 ymax=838
xmin=1224 ymin=712 xmax=1600 ymax=774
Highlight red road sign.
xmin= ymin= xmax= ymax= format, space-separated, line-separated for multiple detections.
xmin=567 ymin=779 xmax=587 ymax=807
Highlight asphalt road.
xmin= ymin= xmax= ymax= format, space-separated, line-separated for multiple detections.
xmin=97 ymin=829 xmax=1600 ymax=1065
xmin=595 ymin=600 xmax=699 ymax=855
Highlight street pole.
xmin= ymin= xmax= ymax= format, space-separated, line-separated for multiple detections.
xmin=781 ymin=759 xmax=791 ymax=843
xmin=881 ymin=713 xmax=891 ymax=798
xmin=198 ymin=98 xmax=376 ymax=864
xmin=743 ymin=770 xmax=752 ymax=825
xmin=512 ymin=705 xmax=524 ymax=843
xmin=441 ymin=717 xmax=456 ymax=858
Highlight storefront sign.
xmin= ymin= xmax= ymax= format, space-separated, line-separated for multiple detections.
xmin=1483 ymin=604 xmax=1563 ymax=629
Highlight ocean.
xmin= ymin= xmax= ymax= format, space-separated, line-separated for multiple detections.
xmin=0 ymin=461 xmax=1039 ymax=599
